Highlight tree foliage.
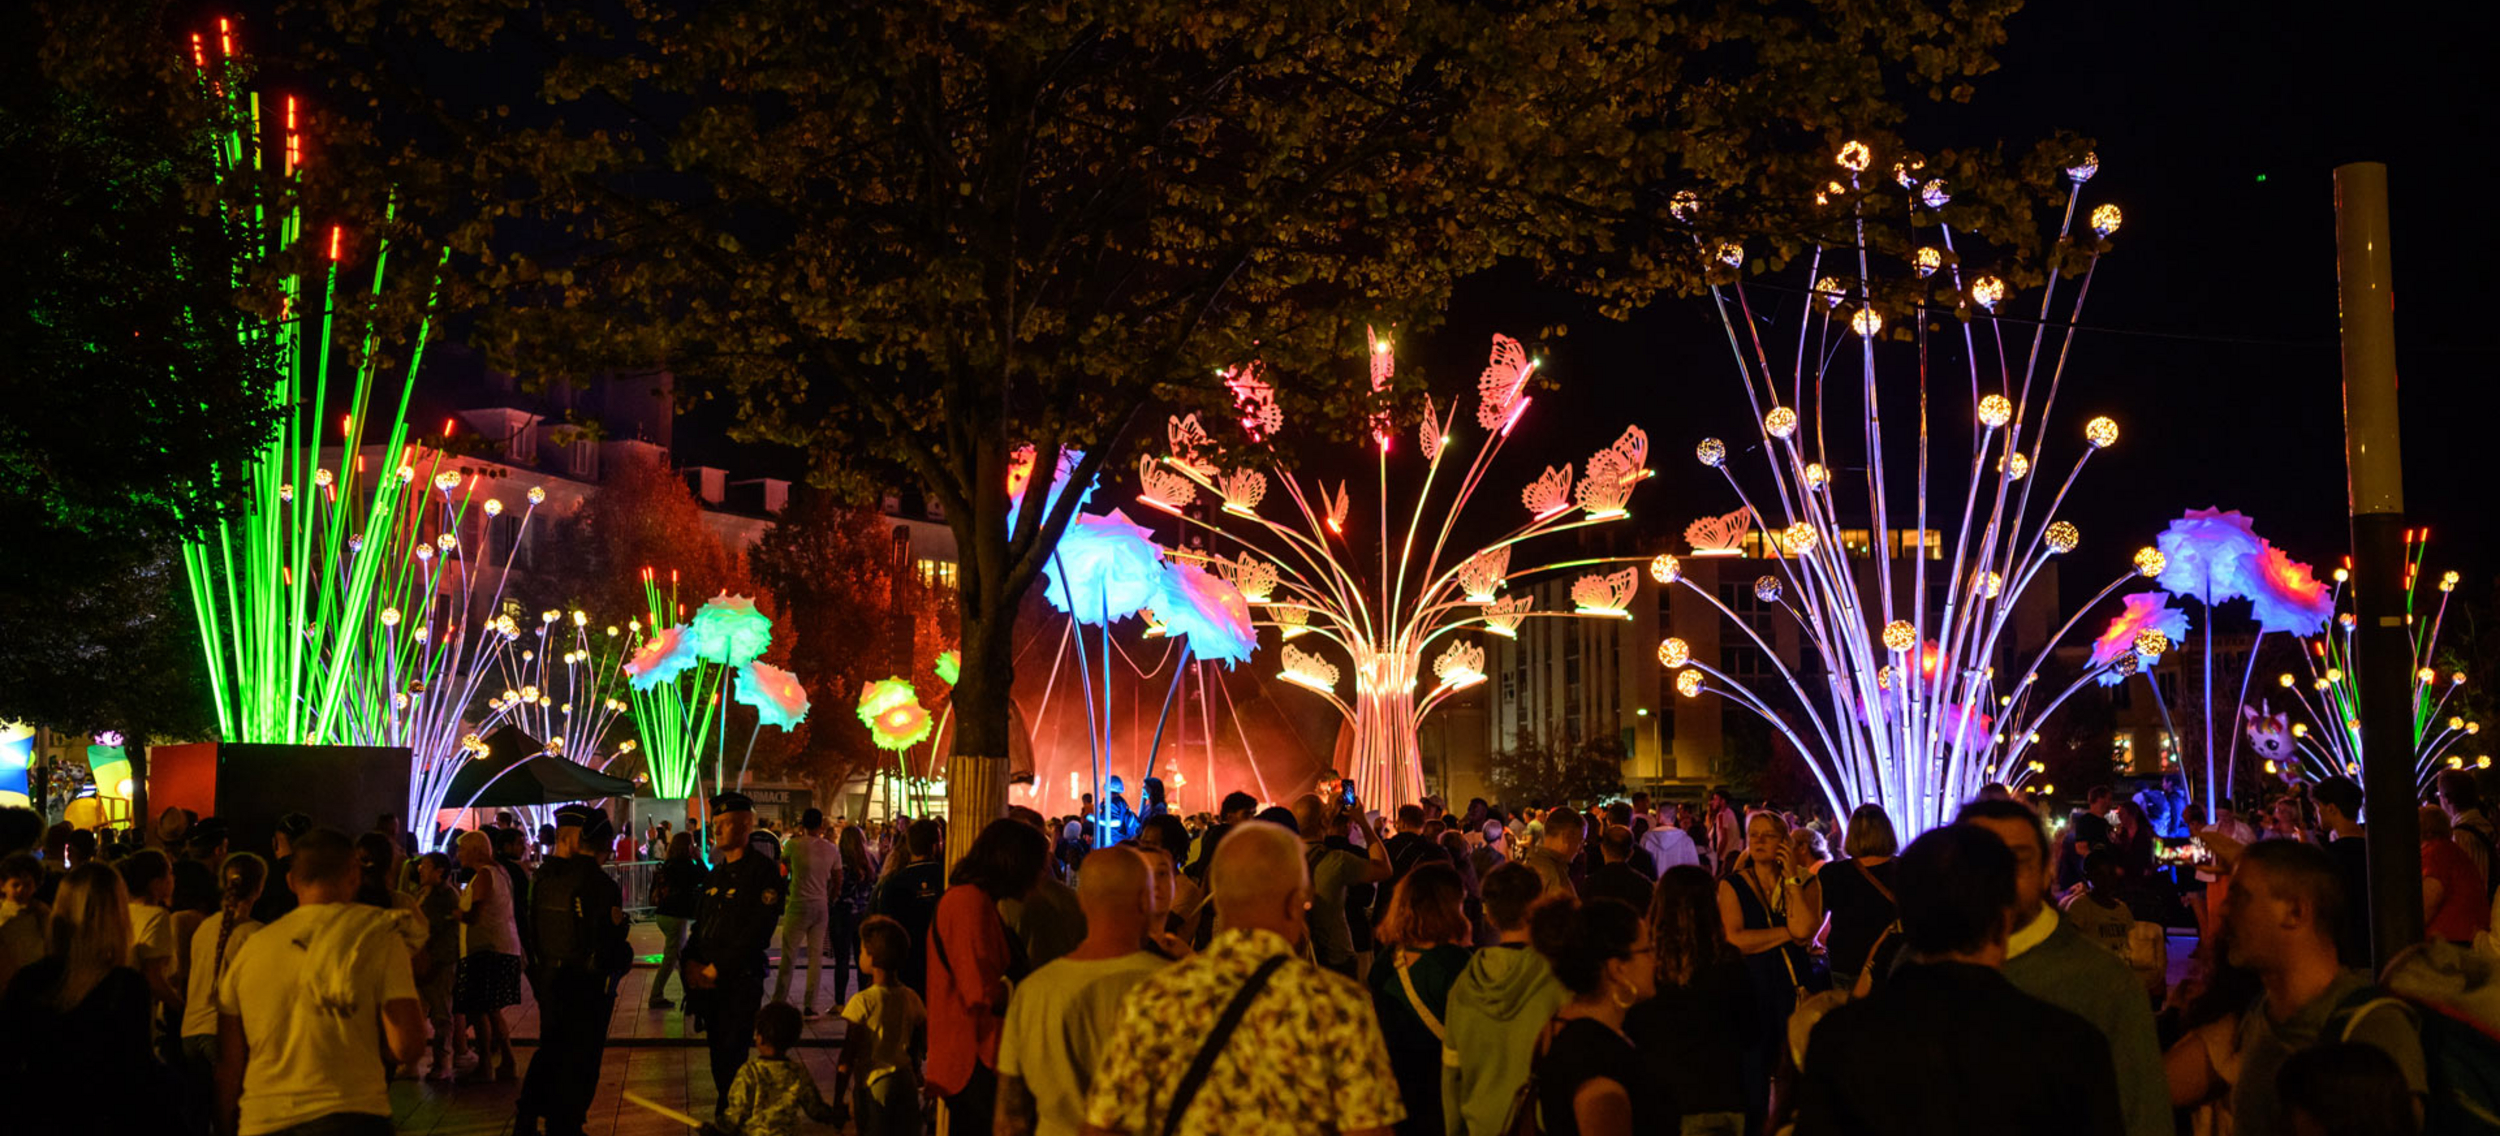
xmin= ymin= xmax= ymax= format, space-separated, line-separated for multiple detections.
xmin=553 ymin=448 xmax=753 ymax=622
xmin=289 ymin=0 xmax=2034 ymax=809
xmin=749 ymin=489 xmax=957 ymax=794
xmin=1488 ymin=733 xmax=1626 ymax=808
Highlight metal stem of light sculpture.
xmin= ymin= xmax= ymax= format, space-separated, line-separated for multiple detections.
xmin=1140 ymin=334 xmax=1651 ymax=806
xmin=1657 ymin=142 xmax=2145 ymax=834
xmin=2270 ymin=534 xmax=2479 ymax=790
xmin=179 ymin=29 xmax=453 ymax=747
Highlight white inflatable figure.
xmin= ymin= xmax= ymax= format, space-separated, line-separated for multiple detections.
xmin=2244 ymin=703 xmax=2303 ymax=784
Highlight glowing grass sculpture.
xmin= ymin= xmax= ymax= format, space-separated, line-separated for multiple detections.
xmin=178 ymin=24 xmax=451 ymax=747
xmin=1656 ymin=143 xmax=2159 ymax=833
xmin=2265 ymin=532 xmax=2480 ymax=790
xmin=1141 ymin=332 xmax=1652 ymax=805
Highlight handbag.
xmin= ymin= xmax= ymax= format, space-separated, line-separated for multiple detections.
xmin=1160 ymin=955 xmax=1289 ymax=1136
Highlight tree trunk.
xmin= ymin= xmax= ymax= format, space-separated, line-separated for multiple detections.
xmin=945 ymin=594 xmax=1019 ymax=870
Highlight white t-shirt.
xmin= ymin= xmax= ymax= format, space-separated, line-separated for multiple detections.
xmin=216 ymin=903 xmax=418 ymax=1135
xmin=997 ymin=951 xmax=1170 ymax=1136
xmin=129 ymin=902 xmax=177 ymax=969
xmin=838 ymin=983 xmax=926 ymax=1083
xmin=784 ymin=833 xmax=839 ymax=911
xmin=182 ymin=912 xmax=261 ymax=1039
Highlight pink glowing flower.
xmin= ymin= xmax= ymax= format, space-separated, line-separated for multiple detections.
xmin=2154 ymin=508 xmax=2263 ymax=603
xmin=1152 ymin=560 xmax=1258 ymax=666
xmin=2243 ymin=542 xmax=2335 ymax=634
xmin=734 ymin=660 xmax=811 ymax=730
xmin=623 ymin=624 xmax=699 ymax=691
xmin=2091 ymin=592 xmax=2191 ymax=673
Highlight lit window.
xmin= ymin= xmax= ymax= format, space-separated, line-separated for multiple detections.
xmin=916 ymin=559 xmax=959 ymax=589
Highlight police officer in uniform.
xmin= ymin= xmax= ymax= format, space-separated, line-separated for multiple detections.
xmin=682 ymin=790 xmax=785 ymax=1114
xmin=516 ymin=804 xmax=629 ymax=1136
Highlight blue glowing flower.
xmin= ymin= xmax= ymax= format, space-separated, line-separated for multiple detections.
xmin=691 ymin=593 xmax=775 ymax=664
xmin=2155 ymin=508 xmax=2263 ymax=604
xmin=1042 ymin=509 xmax=1166 ymax=625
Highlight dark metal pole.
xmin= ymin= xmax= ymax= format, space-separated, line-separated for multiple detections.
xmin=2336 ymin=161 xmax=2421 ymax=967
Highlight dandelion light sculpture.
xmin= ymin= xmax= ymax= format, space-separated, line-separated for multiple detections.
xmin=2268 ymin=532 xmax=2478 ymax=789
xmin=1141 ymin=331 xmax=1652 ymax=805
xmin=1659 ymin=142 xmax=2156 ymax=833
xmin=622 ymin=570 xmax=740 ymax=801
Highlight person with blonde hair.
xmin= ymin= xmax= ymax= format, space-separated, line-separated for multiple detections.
xmin=0 ymin=862 xmax=174 ymax=1130
xmin=1719 ymin=809 xmax=1823 ymax=1132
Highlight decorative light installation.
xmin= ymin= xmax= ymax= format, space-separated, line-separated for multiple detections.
xmin=2268 ymin=532 xmax=2476 ymax=789
xmin=1661 ymin=141 xmax=2145 ymax=833
xmin=177 ymin=29 xmax=451 ymax=747
xmin=622 ymin=572 xmax=751 ymax=800
xmin=856 ymin=678 xmax=933 ymax=751
xmin=1141 ymin=331 xmax=1651 ymax=804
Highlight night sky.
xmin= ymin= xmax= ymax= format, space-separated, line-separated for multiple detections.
xmin=1418 ymin=2 xmax=2498 ymax=612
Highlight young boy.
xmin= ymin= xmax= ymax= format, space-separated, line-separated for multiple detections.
xmin=0 ymin=852 xmax=47 ymax=992
xmin=413 ymin=852 xmax=463 ymax=1080
xmin=835 ymin=915 xmax=925 ymax=1136
xmin=2060 ymin=847 xmax=2136 ymax=958
xmin=703 ymin=1001 xmax=839 ymax=1136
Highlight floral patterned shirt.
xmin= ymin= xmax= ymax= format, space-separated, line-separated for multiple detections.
xmin=1083 ymin=927 xmax=1404 ymax=1136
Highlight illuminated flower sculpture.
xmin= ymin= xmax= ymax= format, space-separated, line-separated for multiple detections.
xmin=1658 ymin=142 xmax=2155 ymax=833
xmin=692 ymin=594 xmax=775 ymax=665
xmin=735 ymin=661 xmax=812 ymax=730
xmin=624 ymin=625 xmax=700 ymax=690
xmin=1141 ymin=331 xmax=1652 ymax=804
xmin=2154 ymin=508 xmax=2264 ymax=602
xmin=2091 ymin=594 xmax=2192 ymax=679
xmin=1151 ymin=561 xmax=1259 ymax=666
xmin=2140 ymin=509 xmax=2337 ymax=796
xmin=1043 ymin=511 xmax=1167 ymax=624
xmin=858 ymin=678 xmax=934 ymax=751
xmin=2244 ymin=545 xmax=2335 ymax=635
xmin=2270 ymin=532 xmax=2479 ymax=790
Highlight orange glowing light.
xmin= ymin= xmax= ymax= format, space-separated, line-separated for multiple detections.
xmin=191 ymin=33 xmax=206 ymax=69
xmin=219 ymin=18 xmax=232 ymax=58
xmin=327 ymin=226 xmax=342 ymax=261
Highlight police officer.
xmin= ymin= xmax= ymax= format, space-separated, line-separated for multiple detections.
xmin=515 ymin=804 xmax=628 ymax=1136
xmin=683 ymin=790 xmax=785 ymax=1114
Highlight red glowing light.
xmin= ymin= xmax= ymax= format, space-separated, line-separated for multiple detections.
xmin=327 ymin=226 xmax=342 ymax=261
xmin=341 ymin=414 xmax=353 ymax=439
xmin=218 ymin=18 xmax=232 ymax=58
xmin=442 ymin=418 xmax=455 ymax=438
xmin=191 ymin=33 xmax=206 ymax=69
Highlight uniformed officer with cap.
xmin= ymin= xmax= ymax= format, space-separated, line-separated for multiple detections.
xmin=515 ymin=803 xmax=628 ymax=1136
xmin=682 ymin=790 xmax=785 ymax=1114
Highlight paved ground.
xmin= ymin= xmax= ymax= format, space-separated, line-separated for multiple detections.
xmin=390 ymin=921 xmax=858 ymax=1136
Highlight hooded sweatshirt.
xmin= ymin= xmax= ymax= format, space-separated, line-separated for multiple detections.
xmin=1440 ymin=942 xmax=1567 ymax=1136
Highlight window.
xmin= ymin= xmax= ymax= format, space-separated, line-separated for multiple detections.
xmin=1564 ymin=633 xmax=1584 ymax=739
xmin=915 ymin=558 xmax=959 ymax=590
xmin=507 ymin=424 xmax=536 ymax=464
xmin=2157 ymin=670 xmax=2179 ymax=704
xmin=2109 ymin=679 xmax=2132 ymax=711
xmin=567 ymin=441 xmax=598 ymax=479
xmin=1723 ymin=643 xmax=1772 ymax=682
xmin=2112 ymin=734 xmax=2135 ymax=771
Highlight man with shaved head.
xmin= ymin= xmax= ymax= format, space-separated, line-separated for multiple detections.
xmin=1081 ymin=821 xmax=1401 ymax=1136
xmin=998 ymin=846 xmax=1169 ymax=1136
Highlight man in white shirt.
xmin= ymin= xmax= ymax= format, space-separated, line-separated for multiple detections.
xmin=999 ymin=845 xmax=1170 ymax=1136
xmin=216 ymin=828 xmax=424 ymax=1136
xmin=774 ymin=807 xmax=841 ymax=1015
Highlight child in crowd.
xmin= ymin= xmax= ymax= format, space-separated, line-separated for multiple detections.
xmin=703 ymin=1000 xmax=840 ymax=1136
xmin=2060 ymin=847 xmax=2135 ymax=958
xmin=834 ymin=914 xmax=925 ymax=1136
xmin=413 ymin=851 xmax=463 ymax=1080
xmin=0 ymin=852 xmax=46 ymax=991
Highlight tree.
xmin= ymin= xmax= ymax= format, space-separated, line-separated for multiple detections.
xmin=552 ymin=448 xmax=753 ymax=622
xmin=749 ymin=489 xmax=957 ymax=797
xmin=305 ymin=0 xmax=2024 ymax=834
xmin=1487 ymin=733 xmax=1625 ymax=809
xmin=0 ymin=3 xmax=280 ymax=748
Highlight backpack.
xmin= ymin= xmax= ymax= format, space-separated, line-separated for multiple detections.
xmin=2327 ymin=941 xmax=2500 ymax=1132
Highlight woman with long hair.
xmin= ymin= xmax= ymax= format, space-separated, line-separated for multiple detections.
xmin=1368 ymin=863 xmax=1474 ymax=1136
xmin=925 ymin=817 xmax=1049 ymax=1130
xmin=1816 ymin=803 xmax=1901 ymax=996
xmin=178 ymin=853 xmax=267 ymax=1123
xmin=453 ymin=830 xmax=522 ymax=1080
xmin=828 ymin=824 xmax=877 ymax=1004
xmin=1628 ymin=865 xmax=1754 ymax=1135
xmin=1718 ymin=810 xmax=1824 ymax=1132
xmin=1528 ymin=896 xmax=1663 ymax=1136
xmin=0 ymin=862 xmax=174 ymax=1130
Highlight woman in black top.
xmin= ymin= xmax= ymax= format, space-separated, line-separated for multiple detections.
xmin=1718 ymin=811 xmax=1824 ymax=1134
xmin=646 ymin=832 xmax=705 ymax=1008
xmin=1628 ymin=865 xmax=1754 ymax=1134
xmin=1816 ymin=803 xmax=1901 ymax=994
xmin=1529 ymin=896 xmax=1663 ymax=1136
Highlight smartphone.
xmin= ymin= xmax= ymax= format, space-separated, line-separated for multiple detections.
xmin=1340 ymin=780 xmax=1358 ymax=810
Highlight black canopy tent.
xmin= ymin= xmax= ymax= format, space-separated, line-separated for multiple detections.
xmin=441 ymin=724 xmax=635 ymax=808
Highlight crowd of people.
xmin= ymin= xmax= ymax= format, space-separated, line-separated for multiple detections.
xmin=0 ymin=765 xmax=2478 ymax=1136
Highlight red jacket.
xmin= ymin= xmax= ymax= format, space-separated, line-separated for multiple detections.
xmin=924 ymin=883 xmax=1011 ymax=1096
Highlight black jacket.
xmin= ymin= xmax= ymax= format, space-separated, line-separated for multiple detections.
xmin=1795 ymin=960 xmax=2122 ymax=1136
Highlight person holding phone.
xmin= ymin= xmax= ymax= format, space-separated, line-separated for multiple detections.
xmin=1291 ymin=791 xmax=1392 ymax=979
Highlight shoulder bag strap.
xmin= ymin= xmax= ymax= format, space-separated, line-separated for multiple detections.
xmin=1855 ymin=861 xmax=1897 ymax=907
xmin=1395 ymin=954 xmax=1447 ymax=1042
xmin=1161 ymin=954 xmax=1290 ymax=1136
